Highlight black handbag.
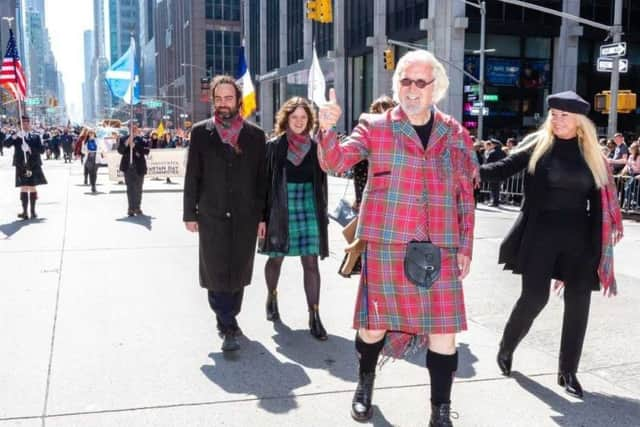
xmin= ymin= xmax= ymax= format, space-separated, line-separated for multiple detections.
xmin=404 ymin=241 xmax=441 ymax=289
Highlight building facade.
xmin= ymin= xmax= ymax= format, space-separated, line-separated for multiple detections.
xmin=244 ymin=0 xmax=640 ymax=138
xmin=83 ymin=29 xmax=95 ymax=123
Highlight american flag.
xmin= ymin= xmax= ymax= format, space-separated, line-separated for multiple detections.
xmin=0 ymin=29 xmax=27 ymax=101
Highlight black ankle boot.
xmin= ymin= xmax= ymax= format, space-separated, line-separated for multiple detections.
xmin=266 ymin=291 xmax=279 ymax=321
xmin=351 ymin=372 xmax=375 ymax=421
xmin=309 ymin=305 xmax=327 ymax=340
xmin=429 ymin=403 xmax=454 ymax=427
xmin=558 ymin=372 xmax=583 ymax=398
xmin=497 ymin=345 xmax=513 ymax=376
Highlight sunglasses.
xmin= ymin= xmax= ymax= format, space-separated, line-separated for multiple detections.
xmin=399 ymin=77 xmax=436 ymax=89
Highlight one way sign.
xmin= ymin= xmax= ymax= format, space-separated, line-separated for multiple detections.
xmin=597 ymin=57 xmax=629 ymax=73
xmin=600 ymin=42 xmax=626 ymax=57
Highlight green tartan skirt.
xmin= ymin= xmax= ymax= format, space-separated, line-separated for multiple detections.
xmin=267 ymin=182 xmax=320 ymax=257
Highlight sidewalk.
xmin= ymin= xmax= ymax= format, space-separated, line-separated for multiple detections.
xmin=1 ymin=154 xmax=639 ymax=426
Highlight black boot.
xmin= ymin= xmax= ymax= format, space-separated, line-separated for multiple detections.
xmin=266 ymin=290 xmax=279 ymax=321
xmin=351 ymin=372 xmax=375 ymax=422
xmin=557 ymin=373 xmax=583 ymax=398
xmin=429 ymin=403 xmax=454 ymax=427
xmin=309 ymin=305 xmax=327 ymax=340
xmin=29 ymin=192 xmax=37 ymax=219
xmin=18 ymin=192 xmax=28 ymax=219
xmin=497 ymin=342 xmax=513 ymax=376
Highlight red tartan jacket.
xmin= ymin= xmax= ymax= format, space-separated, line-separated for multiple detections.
xmin=318 ymin=106 xmax=478 ymax=258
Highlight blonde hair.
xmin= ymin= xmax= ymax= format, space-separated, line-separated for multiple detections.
xmin=392 ymin=50 xmax=449 ymax=104
xmin=515 ymin=113 xmax=609 ymax=188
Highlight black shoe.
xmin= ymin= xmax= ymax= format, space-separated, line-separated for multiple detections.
xmin=309 ymin=305 xmax=328 ymax=341
xmin=17 ymin=212 xmax=28 ymax=220
xmin=497 ymin=348 xmax=512 ymax=376
xmin=127 ymin=209 xmax=135 ymax=217
xmin=221 ymin=333 xmax=240 ymax=352
xmin=266 ymin=291 xmax=280 ymax=321
xmin=351 ymin=372 xmax=375 ymax=422
xmin=31 ymin=211 xmax=37 ymax=219
xmin=91 ymin=186 xmax=97 ymax=193
xmin=134 ymin=208 xmax=143 ymax=216
xmin=558 ymin=372 xmax=584 ymax=398
xmin=429 ymin=403 xmax=455 ymax=427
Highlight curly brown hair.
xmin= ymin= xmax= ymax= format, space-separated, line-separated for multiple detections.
xmin=274 ymin=97 xmax=316 ymax=135
xmin=369 ymin=95 xmax=396 ymax=114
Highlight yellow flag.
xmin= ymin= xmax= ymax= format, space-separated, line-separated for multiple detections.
xmin=156 ymin=121 xmax=165 ymax=137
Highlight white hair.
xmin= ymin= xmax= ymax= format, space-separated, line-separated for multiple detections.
xmin=392 ymin=49 xmax=449 ymax=104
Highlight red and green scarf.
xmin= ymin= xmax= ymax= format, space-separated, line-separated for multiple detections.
xmin=214 ymin=112 xmax=244 ymax=150
xmin=286 ymin=129 xmax=312 ymax=166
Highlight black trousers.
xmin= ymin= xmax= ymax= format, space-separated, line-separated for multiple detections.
xmin=501 ymin=212 xmax=592 ymax=374
xmin=489 ymin=182 xmax=501 ymax=205
xmin=124 ymin=167 xmax=144 ymax=210
xmin=207 ymin=289 xmax=244 ymax=333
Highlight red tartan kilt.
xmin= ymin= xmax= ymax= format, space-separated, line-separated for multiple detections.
xmin=354 ymin=241 xmax=467 ymax=335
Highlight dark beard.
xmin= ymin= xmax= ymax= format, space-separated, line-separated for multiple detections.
xmin=215 ymin=106 xmax=239 ymax=120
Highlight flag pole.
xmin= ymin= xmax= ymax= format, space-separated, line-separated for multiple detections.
xmin=129 ymin=34 xmax=135 ymax=166
xmin=2 ymin=17 xmax=27 ymax=164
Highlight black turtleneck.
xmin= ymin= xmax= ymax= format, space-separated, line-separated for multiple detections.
xmin=540 ymin=137 xmax=595 ymax=213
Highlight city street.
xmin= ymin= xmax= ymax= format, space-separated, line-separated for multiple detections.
xmin=1 ymin=153 xmax=639 ymax=427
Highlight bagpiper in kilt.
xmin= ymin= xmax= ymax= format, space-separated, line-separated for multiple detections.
xmin=317 ymin=50 xmax=477 ymax=426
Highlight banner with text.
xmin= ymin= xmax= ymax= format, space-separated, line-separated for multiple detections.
xmin=105 ymin=148 xmax=188 ymax=181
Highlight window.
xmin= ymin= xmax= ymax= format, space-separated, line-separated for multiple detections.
xmin=287 ymin=0 xmax=304 ymax=65
xmin=206 ymin=30 xmax=241 ymax=77
xmin=206 ymin=0 xmax=241 ymax=21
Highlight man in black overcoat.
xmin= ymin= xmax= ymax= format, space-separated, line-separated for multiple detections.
xmin=485 ymin=138 xmax=507 ymax=206
xmin=183 ymin=75 xmax=267 ymax=352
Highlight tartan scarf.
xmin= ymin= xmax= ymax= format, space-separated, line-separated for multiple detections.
xmin=214 ymin=112 xmax=244 ymax=150
xmin=598 ymin=169 xmax=624 ymax=295
xmin=286 ymin=129 xmax=312 ymax=166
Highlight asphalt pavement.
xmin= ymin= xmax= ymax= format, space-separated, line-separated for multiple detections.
xmin=1 ymin=152 xmax=639 ymax=427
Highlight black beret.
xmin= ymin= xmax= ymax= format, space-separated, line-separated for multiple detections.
xmin=547 ymin=91 xmax=590 ymax=115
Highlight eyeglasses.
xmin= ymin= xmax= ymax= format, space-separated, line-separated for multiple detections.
xmin=399 ymin=77 xmax=436 ymax=89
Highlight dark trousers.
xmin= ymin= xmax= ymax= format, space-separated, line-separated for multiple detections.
xmin=124 ymin=167 xmax=144 ymax=210
xmin=501 ymin=213 xmax=592 ymax=374
xmin=489 ymin=182 xmax=501 ymax=205
xmin=207 ymin=289 xmax=244 ymax=333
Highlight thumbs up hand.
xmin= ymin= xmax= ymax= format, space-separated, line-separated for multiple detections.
xmin=318 ymin=88 xmax=342 ymax=131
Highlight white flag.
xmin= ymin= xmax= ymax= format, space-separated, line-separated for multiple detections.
xmin=307 ymin=47 xmax=327 ymax=106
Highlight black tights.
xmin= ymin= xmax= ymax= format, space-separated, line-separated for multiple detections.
xmin=265 ymin=255 xmax=321 ymax=308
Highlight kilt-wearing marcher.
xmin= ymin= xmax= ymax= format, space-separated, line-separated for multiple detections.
xmin=4 ymin=116 xmax=47 ymax=219
xmin=480 ymin=91 xmax=623 ymax=399
xmin=184 ymin=75 xmax=267 ymax=353
xmin=317 ymin=50 xmax=477 ymax=426
xmin=260 ymin=97 xmax=329 ymax=340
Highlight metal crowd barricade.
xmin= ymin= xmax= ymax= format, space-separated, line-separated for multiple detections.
xmin=479 ymin=170 xmax=526 ymax=206
xmin=614 ymin=175 xmax=640 ymax=215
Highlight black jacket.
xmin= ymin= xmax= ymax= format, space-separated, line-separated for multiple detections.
xmin=480 ymin=144 xmax=602 ymax=290
xmin=183 ymin=118 xmax=267 ymax=292
xmin=260 ymin=134 xmax=329 ymax=259
xmin=485 ymin=147 xmax=507 ymax=164
xmin=4 ymin=132 xmax=44 ymax=169
xmin=118 ymin=136 xmax=149 ymax=175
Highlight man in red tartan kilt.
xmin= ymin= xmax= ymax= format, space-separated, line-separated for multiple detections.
xmin=317 ymin=50 xmax=478 ymax=426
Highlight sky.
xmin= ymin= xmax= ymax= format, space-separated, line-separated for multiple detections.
xmin=45 ymin=0 xmax=93 ymax=123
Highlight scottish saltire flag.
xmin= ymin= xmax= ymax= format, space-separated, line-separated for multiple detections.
xmin=307 ymin=46 xmax=327 ymax=106
xmin=235 ymin=45 xmax=256 ymax=118
xmin=0 ymin=29 xmax=27 ymax=101
xmin=105 ymin=36 xmax=139 ymax=104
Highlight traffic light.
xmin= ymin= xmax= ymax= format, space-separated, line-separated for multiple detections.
xmin=307 ymin=1 xmax=319 ymax=21
xmin=383 ymin=48 xmax=395 ymax=71
xmin=594 ymin=90 xmax=637 ymax=114
xmin=318 ymin=0 xmax=333 ymax=23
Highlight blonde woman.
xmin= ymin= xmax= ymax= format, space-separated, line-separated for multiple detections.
xmin=480 ymin=91 xmax=623 ymax=399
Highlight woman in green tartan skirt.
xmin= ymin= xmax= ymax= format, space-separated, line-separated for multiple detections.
xmin=260 ymin=97 xmax=330 ymax=340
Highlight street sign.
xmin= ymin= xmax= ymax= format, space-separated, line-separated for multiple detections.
xmin=470 ymin=107 xmax=489 ymax=116
xmin=25 ymin=97 xmax=41 ymax=106
xmin=484 ymin=94 xmax=499 ymax=102
xmin=473 ymin=101 xmax=484 ymax=108
xmin=600 ymin=42 xmax=626 ymax=57
xmin=597 ymin=57 xmax=628 ymax=73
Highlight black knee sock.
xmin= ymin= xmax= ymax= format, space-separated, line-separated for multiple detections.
xmin=355 ymin=333 xmax=385 ymax=375
xmin=29 ymin=192 xmax=37 ymax=215
xmin=426 ymin=349 xmax=458 ymax=405
xmin=20 ymin=192 xmax=28 ymax=214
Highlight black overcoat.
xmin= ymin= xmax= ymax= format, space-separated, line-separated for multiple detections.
xmin=118 ymin=136 xmax=149 ymax=175
xmin=183 ymin=118 xmax=267 ymax=292
xmin=480 ymin=144 xmax=602 ymax=290
xmin=260 ymin=134 xmax=329 ymax=258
